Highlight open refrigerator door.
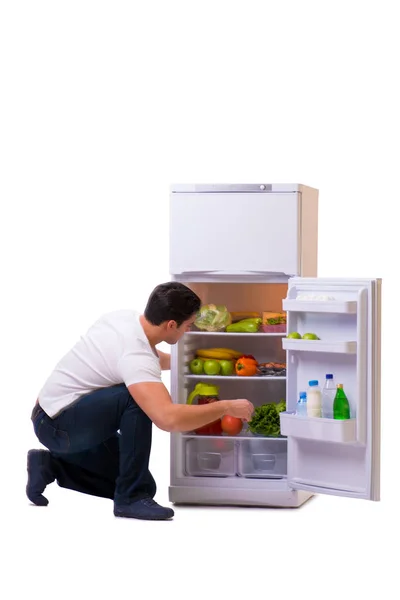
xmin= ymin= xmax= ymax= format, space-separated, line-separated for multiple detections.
xmin=280 ymin=277 xmax=381 ymax=501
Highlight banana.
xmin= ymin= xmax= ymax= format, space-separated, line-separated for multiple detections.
xmin=196 ymin=348 xmax=242 ymax=360
xmin=196 ymin=349 xmax=234 ymax=360
xmin=211 ymin=347 xmax=243 ymax=359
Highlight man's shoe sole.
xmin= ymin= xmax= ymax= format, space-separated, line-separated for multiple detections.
xmin=114 ymin=510 xmax=174 ymax=521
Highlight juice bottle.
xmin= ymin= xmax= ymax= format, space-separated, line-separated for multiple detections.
xmin=333 ymin=384 xmax=350 ymax=420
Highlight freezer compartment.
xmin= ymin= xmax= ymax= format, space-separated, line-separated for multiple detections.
xmin=170 ymin=191 xmax=303 ymax=276
xmin=185 ymin=438 xmax=236 ymax=477
xmin=280 ymin=412 xmax=357 ymax=443
xmin=238 ymin=438 xmax=287 ymax=478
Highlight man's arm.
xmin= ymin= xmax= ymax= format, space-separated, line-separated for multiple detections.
xmin=156 ymin=349 xmax=171 ymax=371
xmin=128 ymin=382 xmax=253 ymax=433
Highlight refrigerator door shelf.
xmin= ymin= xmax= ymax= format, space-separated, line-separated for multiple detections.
xmin=282 ymin=339 xmax=357 ymax=353
xmin=283 ymin=299 xmax=357 ymax=314
xmin=280 ymin=412 xmax=357 ymax=444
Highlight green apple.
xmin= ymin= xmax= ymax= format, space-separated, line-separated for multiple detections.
xmin=203 ymin=359 xmax=221 ymax=375
xmin=302 ymin=333 xmax=320 ymax=340
xmin=287 ymin=332 xmax=302 ymax=339
xmin=219 ymin=359 xmax=234 ymax=376
xmin=189 ymin=358 xmax=204 ymax=374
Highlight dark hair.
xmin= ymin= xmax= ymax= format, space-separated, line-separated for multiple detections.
xmin=144 ymin=282 xmax=201 ymax=327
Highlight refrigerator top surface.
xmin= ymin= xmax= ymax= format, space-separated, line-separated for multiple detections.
xmin=170 ymin=183 xmax=317 ymax=193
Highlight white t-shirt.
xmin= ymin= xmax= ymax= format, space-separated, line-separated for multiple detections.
xmin=38 ymin=310 xmax=162 ymax=418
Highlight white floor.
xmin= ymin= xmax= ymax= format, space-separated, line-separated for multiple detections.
xmin=2 ymin=424 xmax=398 ymax=600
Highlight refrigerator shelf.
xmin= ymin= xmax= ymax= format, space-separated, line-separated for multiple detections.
xmin=182 ymin=433 xmax=287 ymax=440
xmin=280 ymin=412 xmax=357 ymax=443
xmin=282 ymin=339 xmax=357 ymax=354
xmin=187 ymin=331 xmax=286 ymax=337
xmin=283 ymin=299 xmax=357 ymax=314
xmin=184 ymin=374 xmax=286 ymax=380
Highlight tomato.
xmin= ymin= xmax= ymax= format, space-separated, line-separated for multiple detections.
xmin=221 ymin=415 xmax=243 ymax=436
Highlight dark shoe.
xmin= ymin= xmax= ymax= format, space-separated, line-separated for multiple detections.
xmin=114 ymin=497 xmax=174 ymax=521
xmin=26 ymin=449 xmax=56 ymax=506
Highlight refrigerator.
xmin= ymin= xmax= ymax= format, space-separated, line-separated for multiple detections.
xmin=168 ymin=183 xmax=381 ymax=508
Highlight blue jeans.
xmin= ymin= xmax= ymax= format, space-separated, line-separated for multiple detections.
xmin=31 ymin=384 xmax=156 ymax=504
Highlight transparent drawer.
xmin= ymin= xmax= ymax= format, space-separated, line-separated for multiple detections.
xmin=238 ymin=438 xmax=287 ymax=479
xmin=185 ymin=438 xmax=236 ymax=477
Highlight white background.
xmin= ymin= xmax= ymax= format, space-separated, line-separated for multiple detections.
xmin=1 ymin=1 xmax=398 ymax=599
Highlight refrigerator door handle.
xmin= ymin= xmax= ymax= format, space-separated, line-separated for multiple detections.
xmin=356 ymin=288 xmax=368 ymax=444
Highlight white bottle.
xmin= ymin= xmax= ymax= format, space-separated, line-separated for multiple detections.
xmin=322 ymin=373 xmax=336 ymax=419
xmin=307 ymin=380 xmax=322 ymax=418
xmin=296 ymin=391 xmax=307 ymax=417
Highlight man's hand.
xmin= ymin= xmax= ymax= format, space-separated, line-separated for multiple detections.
xmin=223 ymin=399 xmax=254 ymax=422
xmin=128 ymin=383 xmax=254 ymax=432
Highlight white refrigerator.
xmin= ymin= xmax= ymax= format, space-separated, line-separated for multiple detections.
xmin=168 ymin=184 xmax=381 ymax=508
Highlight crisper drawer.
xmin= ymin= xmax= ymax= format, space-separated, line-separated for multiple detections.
xmin=185 ymin=438 xmax=236 ymax=477
xmin=238 ymin=438 xmax=287 ymax=479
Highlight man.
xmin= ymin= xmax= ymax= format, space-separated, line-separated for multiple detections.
xmin=27 ymin=281 xmax=254 ymax=521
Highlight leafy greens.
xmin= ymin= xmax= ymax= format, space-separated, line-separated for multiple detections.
xmin=247 ymin=401 xmax=286 ymax=437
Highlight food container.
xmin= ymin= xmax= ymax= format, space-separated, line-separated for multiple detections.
xmin=260 ymin=323 xmax=287 ymax=333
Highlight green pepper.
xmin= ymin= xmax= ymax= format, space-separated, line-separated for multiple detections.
xmin=233 ymin=318 xmax=262 ymax=324
xmin=226 ymin=318 xmax=261 ymax=333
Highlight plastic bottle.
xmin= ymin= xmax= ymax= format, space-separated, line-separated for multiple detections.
xmin=307 ymin=380 xmax=322 ymax=418
xmin=296 ymin=391 xmax=307 ymax=417
xmin=333 ymin=384 xmax=351 ymax=420
xmin=322 ymin=374 xmax=336 ymax=419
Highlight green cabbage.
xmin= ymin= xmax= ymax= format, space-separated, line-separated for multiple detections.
xmin=194 ymin=304 xmax=232 ymax=332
